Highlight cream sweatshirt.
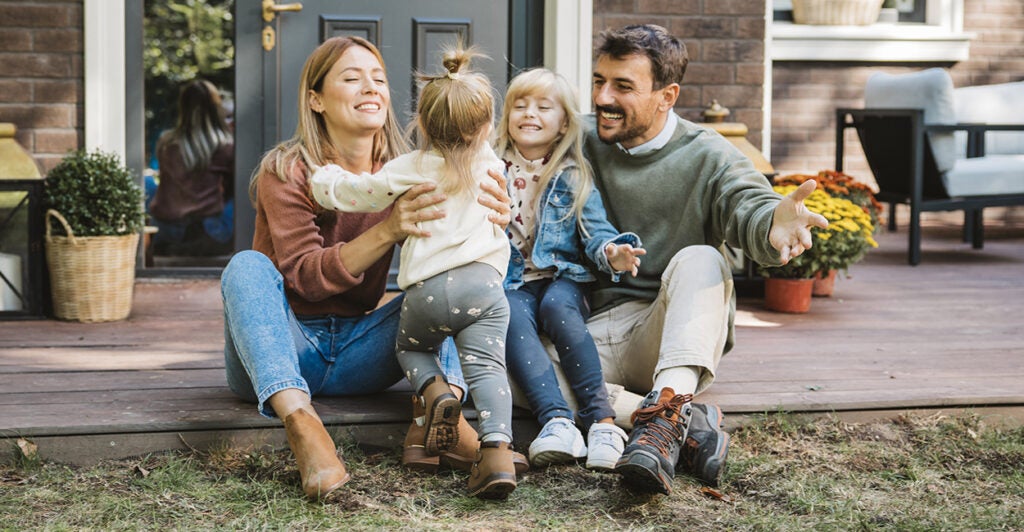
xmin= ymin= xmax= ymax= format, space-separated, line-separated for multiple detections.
xmin=310 ymin=147 xmax=510 ymax=290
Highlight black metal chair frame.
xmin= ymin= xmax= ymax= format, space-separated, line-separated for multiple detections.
xmin=835 ymin=108 xmax=1024 ymax=265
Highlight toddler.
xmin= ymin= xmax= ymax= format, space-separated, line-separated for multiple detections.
xmin=310 ymin=47 xmax=516 ymax=499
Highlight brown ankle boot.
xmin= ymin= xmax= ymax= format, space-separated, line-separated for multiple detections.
xmin=283 ymin=408 xmax=350 ymax=499
xmin=468 ymin=441 xmax=517 ymax=500
xmin=419 ymin=376 xmax=461 ymax=455
xmin=439 ymin=415 xmax=530 ymax=475
xmin=401 ymin=395 xmax=441 ymax=473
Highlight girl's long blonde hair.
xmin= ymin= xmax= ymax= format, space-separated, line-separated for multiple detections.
xmin=411 ymin=45 xmax=495 ymax=197
xmin=494 ymin=68 xmax=593 ymax=230
xmin=249 ymin=36 xmax=409 ymax=204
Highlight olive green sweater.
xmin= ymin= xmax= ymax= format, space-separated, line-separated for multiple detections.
xmin=583 ymin=114 xmax=782 ymax=341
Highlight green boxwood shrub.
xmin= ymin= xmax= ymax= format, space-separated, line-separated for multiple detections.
xmin=43 ymin=149 xmax=144 ymax=237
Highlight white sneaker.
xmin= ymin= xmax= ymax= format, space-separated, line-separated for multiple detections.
xmin=585 ymin=422 xmax=627 ymax=471
xmin=528 ymin=417 xmax=587 ymax=466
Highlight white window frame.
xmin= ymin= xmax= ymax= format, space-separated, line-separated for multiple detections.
xmin=544 ymin=0 xmax=593 ymax=114
xmin=770 ymin=0 xmax=971 ymax=62
xmin=84 ymin=0 xmax=126 ymax=159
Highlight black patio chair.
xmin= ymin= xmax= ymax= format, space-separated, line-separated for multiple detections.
xmin=835 ymin=68 xmax=1024 ymax=265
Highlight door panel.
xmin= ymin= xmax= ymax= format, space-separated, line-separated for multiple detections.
xmin=277 ymin=1 xmax=508 ymax=146
xmin=235 ymin=0 xmax=543 ymax=254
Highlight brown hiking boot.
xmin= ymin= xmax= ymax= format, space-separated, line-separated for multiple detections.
xmin=678 ymin=402 xmax=730 ymax=487
xmin=613 ymin=388 xmax=693 ymax=495
xmin=419 ymin=375 xmax=461 ymax=455
xmin=402 ymin=395 xmax=529 ymax=475
xmin=283 ymin=408 xmax=350 ymax=499
xmin=468 ymin=441 xmax=517 ymax=500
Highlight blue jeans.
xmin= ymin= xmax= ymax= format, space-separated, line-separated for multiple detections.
xmin=221 ymin=250 xmax=465 ymax=418
xmin=505 ymin=278 xmax=614 ymax=430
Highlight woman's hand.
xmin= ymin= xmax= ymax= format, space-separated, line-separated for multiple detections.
xmin=384 ymin=182 xmax=447 ymax=241
xmin=606 ymin=243 xmax=646 ymax=276
xmin=478 ymin=168 xmax=511 ymax=227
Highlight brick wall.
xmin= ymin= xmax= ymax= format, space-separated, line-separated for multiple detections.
xmin=771 ymin=0 xmax=1024 ymax=179
xmin=593 ymin=0 xmax=768 ymax=148
xmin=0 ymin=0 xmax=83 ymax=174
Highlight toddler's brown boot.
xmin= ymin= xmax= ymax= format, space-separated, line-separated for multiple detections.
xmin=402 ymin=394 xmax=530 ymax=474
xmin=402 ymin=394 xmax=440 ymax=472
xmin=439 ymin=416 xmax=530 ymax=475
xmin=283 ymin=408 xmax=350 ymax=499
xmin=419 ymin=375 xmax=461 ymax=455
xmin=468 ymin=441 xmax=517 ymax=500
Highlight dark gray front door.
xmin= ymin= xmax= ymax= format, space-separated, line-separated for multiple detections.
xmin=234 ymin=0 xmax=543 ymax=251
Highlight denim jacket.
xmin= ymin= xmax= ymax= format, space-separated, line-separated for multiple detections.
xmin=504 ymin=165 xmax=641 ymax=290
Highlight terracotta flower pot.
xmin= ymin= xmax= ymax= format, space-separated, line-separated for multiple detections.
xmin=812 ymin=269 xmax=838 ymax=297
xmin=764 ymin=278 xmax=814 ymax=313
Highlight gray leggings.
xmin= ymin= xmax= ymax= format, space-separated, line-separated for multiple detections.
xmin=397 ymin=262 xmax=512 ymax=442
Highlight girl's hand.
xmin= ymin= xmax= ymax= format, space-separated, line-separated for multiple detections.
xmin=385 ymin=182 xmax=447 ymax=241
xmin=478 ymin=168 xmax=511 ymax=227
xmin=606 ymin=243 xmax=647 ymax=277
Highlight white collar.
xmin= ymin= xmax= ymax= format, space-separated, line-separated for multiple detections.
xmin=617 ymin=112 xmax=678 ymax=156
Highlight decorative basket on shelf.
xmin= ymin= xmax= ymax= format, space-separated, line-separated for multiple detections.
xmin=45 ymin=209 xmax=139 ymax=322
xmin=791 ymin=0 xmax=884 ymax=26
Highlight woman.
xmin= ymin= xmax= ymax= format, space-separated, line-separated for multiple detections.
xmin=220 ymin=36 xmax=514 ymax=499
xmin=149 ymin=79 xmax=234 ymax=256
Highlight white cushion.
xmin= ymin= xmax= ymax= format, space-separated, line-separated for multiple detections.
xmin=953 ymin=81 xmax=1024 ymax=156
xmin=943 ymin=155 xmax=1024 ymax=197
xmin=864 ymin=68 xmax=957 ymax=173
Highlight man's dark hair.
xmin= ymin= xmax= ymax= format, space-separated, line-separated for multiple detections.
xmin=595 ymin=24 xmax=688 ymax=89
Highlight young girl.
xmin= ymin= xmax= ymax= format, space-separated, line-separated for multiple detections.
xmin=496 ymin=68 xmax=646 ymax=471
xmin=309 ymin=47 xmax=517 ymax=500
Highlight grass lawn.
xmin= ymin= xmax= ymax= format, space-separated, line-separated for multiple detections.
xmin=2 ymin=412 xmax=1021 ymax=530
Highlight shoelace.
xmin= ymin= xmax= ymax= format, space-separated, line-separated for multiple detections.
xmin=540 ymin=419 xmax=574 ymax=439
xmin=630 ymin=394 xmax=693 ymax=458
xmin=589 ymin=427 xmax=622 ymax=449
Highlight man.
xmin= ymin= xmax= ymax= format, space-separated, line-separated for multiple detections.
xmin=580 ymin=24 xmax=827 ymax=495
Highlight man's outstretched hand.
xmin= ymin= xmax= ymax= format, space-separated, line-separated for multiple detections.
xmin=769 ymin=179 xmax=829 ymax=264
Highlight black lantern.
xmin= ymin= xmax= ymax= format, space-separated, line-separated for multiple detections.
xmin=0 ymin=124 xmax=46 ymax=319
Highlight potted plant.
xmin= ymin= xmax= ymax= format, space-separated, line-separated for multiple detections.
xmin=43 ymin=149 xmax=144 ymax=322
xmin=769 ymin=180 xmax=879 ymax=297
xmin=757 ymin=247 xmax=817 ymax=314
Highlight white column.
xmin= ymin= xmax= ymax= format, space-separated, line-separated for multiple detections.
xmin=763 ymin=0 xmax=773 ymax=160
xmin=544 ymin=0 xmax=593 ymax=114
xmin=83 ymin=0 xmax=126 ymax=159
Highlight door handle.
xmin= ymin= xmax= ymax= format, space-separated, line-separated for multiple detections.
xmin=262 ymin=0 xmax=303 ymax=23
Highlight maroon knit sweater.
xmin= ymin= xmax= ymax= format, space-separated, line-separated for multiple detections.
xmin=252 ymin=161 xmax=393 ymax=317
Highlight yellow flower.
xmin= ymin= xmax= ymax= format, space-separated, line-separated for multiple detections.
xmin=770 ymin=183 xmax=878 ymax=274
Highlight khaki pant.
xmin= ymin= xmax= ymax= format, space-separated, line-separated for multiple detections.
xmin=511 ymin=245 xmax=734 ymax=429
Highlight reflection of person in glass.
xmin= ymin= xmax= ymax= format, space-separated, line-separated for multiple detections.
xmin=149 ymin=79 xmax=234 ymax=256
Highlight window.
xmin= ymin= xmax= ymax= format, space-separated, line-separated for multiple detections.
xmin=770 ymin=0 xmax=970 ymax=62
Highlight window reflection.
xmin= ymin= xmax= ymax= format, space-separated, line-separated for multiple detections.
xmin=143 ymin=0 xmax=235 ymax=268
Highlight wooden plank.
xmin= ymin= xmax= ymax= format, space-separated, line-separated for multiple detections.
xmin=0 ymin=350 xmax=223 ymax=372
xmin=0 ymin=368 xmax=227 ymax=393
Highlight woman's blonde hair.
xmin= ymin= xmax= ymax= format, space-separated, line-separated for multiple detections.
xmin=411 ymin=44 xmax=495 ymax=197
xmin=495 ymin=68 xmax=593 ymax=231
xmin=249 ymin=36 xmax=409 ymax=204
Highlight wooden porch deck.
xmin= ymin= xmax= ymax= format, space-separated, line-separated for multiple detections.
xmin=3 ymin=214 xmax=1023 ymax=465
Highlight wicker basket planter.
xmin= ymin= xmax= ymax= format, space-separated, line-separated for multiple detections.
xmin=46 ymin=209 xmax=139 ymax=322
xmin=792 ymin=0 xmax=884 ymax=25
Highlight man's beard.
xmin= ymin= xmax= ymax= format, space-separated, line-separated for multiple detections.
xmin=595 ymin=105 xmax=651 ymax=145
